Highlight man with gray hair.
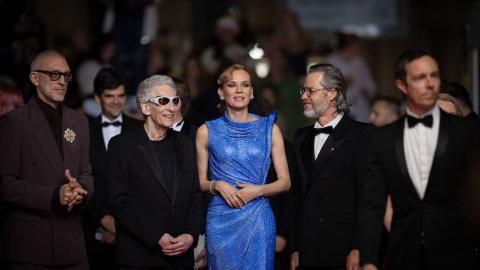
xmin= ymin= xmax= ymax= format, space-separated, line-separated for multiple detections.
xmin=108 ymin=75 xmax=202 ymax=269
xmin=290 ymin=63 xmax=373 ymax=270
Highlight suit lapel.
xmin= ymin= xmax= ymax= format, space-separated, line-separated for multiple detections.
xmin=62 ymin=109 xmax=81 ymax=179
xmin=93 ymin=116 xmax=107 ymax=153
xmin=170 ymin=131 xmax=183 ymax=204
xmin=395 ymin=117 xmax=422 ymax=201
xmin=136 ymin=128 xmax=172 ymax=201
xmin=423 ymin=111 xmax=448 ymax=199
xmin=122 ymin=115 xmax=141 ymax=134
xmin=181 ymin=120 xmax=191 ymax=136
xmin=28 ymin=100 xmax=63 ymax=176
xmin=298 ymin=127 xmax=314 ymax=193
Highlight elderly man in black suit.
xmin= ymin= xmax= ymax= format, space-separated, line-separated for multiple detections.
xmin=359 ymin=49 xmax=480 ymax=270
xmin=0 ymin=50 xmax=93 ymax=270
xmin=82 ymin=67 xmax=142 ymax=270
xmin=290 ymin=63 xmax=372 ymax=270
xmin=108 ymin=75 xmax=201 ymax=269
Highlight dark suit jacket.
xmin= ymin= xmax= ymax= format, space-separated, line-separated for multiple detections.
xmin=290 ymin=115 xmax=372 ymax=267
xmin=359 ymin=111 xmax=480 ymax=270
xmin=83 ymin=114 xmax=142 ymax=244
xmin=108 ymin=127 xmax=201 ymax=268
xmin=269 ymin=140 xmax=296 ymax=270
xmin=0 ymin=98 xmax=93 ymax=265
xmin=179 ymin=119 xmax=197 ymax=140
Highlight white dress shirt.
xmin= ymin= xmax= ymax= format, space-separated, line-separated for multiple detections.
xmin=403 ymin=105 xmax=440 ymax=199
xmin=102 ymin=114 xmax=123 ymax=150
xmin=172 ymin=119 xmax=184 ymax=132
xmin=313 ymin=113 xmax=344 ymax=159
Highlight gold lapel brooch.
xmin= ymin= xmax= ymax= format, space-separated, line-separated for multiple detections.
xmin=63 ymin=128 xmax=76 ymax=143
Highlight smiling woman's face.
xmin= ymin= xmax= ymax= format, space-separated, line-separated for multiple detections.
xmin=218 ymin=69 xmax=253 ymax=111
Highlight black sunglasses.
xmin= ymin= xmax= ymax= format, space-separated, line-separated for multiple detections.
xmin=35 ymin=70 xmax=73 ymax=82
xmin=148 ymin=96 xmax=181 ymax=106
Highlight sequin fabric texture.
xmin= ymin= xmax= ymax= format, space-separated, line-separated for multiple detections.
xmin=205 ymin=112 xmax=277 ymax=270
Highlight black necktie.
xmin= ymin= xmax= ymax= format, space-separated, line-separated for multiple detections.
xmin=311 ymin=126 xmax=334 ymax=136
xmin=407 ymin=115 xmax=433 ymax=128
xmin=102 ymin=121 xmax=122 ymax=128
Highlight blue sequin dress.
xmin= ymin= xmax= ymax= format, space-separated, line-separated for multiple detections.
xmin=205 ymin=112 xmax=277 ymax=270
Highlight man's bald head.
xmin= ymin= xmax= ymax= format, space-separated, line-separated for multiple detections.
xmin=30 ymin=50 xmax=67 ymax=72
xmin=29 ymin=50 xmax=70 ymax=108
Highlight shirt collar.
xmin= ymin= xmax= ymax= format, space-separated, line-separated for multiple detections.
xmin=405 ymin=105 xmax=439 ymax=129
xmin=173 ymin=119 xmax=184 ymax=128
xmin=314 ymin=112 xmax=344 ymax=129
xmin=406 ymin=105 xmax=439 ymax=119
xmin=34 ymin=93 xmax=63 ymax=116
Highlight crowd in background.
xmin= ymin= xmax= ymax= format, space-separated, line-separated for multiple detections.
xmin=0 ymin=2 xmax=386 ymax=140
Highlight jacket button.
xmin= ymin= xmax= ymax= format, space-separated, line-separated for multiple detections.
xmin=319 ymin=218 xmax=324 ymax=223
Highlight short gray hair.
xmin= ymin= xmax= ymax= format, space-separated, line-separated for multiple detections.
xmin=136 ymin=75 xmax=176 ymax=107
xmin=308 ymin=63 xmax=350 ymax=113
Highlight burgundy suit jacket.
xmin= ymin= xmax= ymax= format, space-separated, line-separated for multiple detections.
xmin=0 ymin=98 xmax=94 ymax=265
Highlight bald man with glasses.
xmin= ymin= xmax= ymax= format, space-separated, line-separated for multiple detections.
xmin=0 ymin=50 xmax=93 ymax=270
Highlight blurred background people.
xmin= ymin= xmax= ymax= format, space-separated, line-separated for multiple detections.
xmin=0 ymin=80 xmax=24 ymax=116
xmin=77 ymin=34 xmax=117 ymax=117
xmin=327 ymin=33 xmax=376 ymax=122
xmin=437 ymin=93 xmax=464 ymax=116
xmin=200 ymin=15 xmax=248 ymax=76
xmin=441 ymin=80 xmax=478 ymax=120
xmin=369 ymin=96 xmax=402 ymax=127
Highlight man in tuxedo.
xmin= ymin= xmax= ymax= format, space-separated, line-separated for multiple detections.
xmin=360 ymin=49 xmax=480 ymax=270
xmin=0 ymin=50 xmax=93 ymax=269
xmin=290 ymin=63 xmax=372 ymax=270
xmin=108 ymin=75 xmax=201 ymax=269
xmin=82 ymin=67 xmax=142 ymax=270
xmin=171 ymin=77 xmax=197 ymax=139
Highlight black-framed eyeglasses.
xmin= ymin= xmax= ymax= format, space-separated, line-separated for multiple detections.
xmin=148 ymin=96 xmax=181 ymax=106
xmin=299 ymin=87 xmax=330 ymax=97
xmin=35 ymin=70 xmax=73 ymax=82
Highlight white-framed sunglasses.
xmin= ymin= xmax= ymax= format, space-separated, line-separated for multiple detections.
xmin=148 ymin=96 xmax=181 ymax=106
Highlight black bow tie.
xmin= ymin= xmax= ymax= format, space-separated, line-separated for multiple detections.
xmin=102 ymin=121 xmax=122 ymax=127
xmin=407 ymin=115 xmax=433 ymax=128
xmin=311 ymin=126 xmax=334 ymax=136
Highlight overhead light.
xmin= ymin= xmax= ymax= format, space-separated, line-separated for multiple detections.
xmin=140 ymin=36 xmax=150 ymax=45
xmin=249 ymin=43 xmax=264 ymax=60
xmin=255 ymin=59 xmax=270 ymax=78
